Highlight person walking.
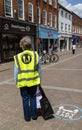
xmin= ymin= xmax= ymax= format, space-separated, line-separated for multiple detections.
xmin=72 ymin=40 xmax=76 ymax=54
xmin=14 ymin=36 xmax=41 ymax=121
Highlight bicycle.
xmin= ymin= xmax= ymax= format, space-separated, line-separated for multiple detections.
xmin=40 ymin=51 xmax=59 ymax=64
xmin=40 ymin=52 xmax=50 ymax=64
xmin=49 ymin=53 xmax=59 ymax=63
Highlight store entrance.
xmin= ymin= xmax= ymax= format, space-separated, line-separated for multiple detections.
xmin=2 ymin=34 xmax=20 ymax=62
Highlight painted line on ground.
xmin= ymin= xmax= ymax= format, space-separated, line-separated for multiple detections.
xmin=45 ymin=68 xmax=82 ymax=71
xmin=43 ymin=85 xmax=82 ymax=93
xmin=0 ymin=52 xmax=82 ymax=94
xmin=0 ymin=79 xmax=82 ymax=93
xmin=0 ymin=78 xmax=13 ymax=85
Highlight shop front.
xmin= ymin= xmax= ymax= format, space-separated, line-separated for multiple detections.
xmin=37 ymin=26 xmax=60 ymax=54
xmin=72 ymin=35 xmax=82 ymax=48
xmin=0 ymin=16 xmax=36 ymax=63
xmin=59 ymin=34 xmax=72 ymax=51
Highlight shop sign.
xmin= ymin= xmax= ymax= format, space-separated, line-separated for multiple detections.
xmin=39 ymin=27 xmax=59 ymax=39
xmin=11 ymin=24 xmax=30 ymax=32
xmin=1 ymin=18 xmax=36 ymax=35
xmin=3 ymin=23 xmax=30 ymax=32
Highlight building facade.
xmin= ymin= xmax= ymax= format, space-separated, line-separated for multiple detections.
xmin=0 ymin=0 xmax=38 ymax=63
xmin=36 ymin=0 xmax=59 ymax=54
xmin=58 ymin=4 xmax=72 ymax=51
xmin=0 ymin=0 xmax=59 ymax=63
xmin=72 ymin=12 xmax=82 ymax=47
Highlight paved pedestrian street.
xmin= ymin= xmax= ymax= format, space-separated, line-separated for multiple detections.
xmin=0 ymin=48 xmax=82 ymax=130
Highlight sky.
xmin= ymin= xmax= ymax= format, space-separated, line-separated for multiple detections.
xmin=58 ymin=0 xmax=82 ymax=18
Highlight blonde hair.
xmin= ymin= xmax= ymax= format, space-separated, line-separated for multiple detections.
xmin=20 ymin=36 xmax=32 ymax=50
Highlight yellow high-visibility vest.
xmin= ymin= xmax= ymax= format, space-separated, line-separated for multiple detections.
xmin=14 ymin=50 xmax=40 ymax=88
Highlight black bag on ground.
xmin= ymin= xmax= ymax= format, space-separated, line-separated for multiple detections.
xmin=39 ymin=85 xmax=54 ymax=120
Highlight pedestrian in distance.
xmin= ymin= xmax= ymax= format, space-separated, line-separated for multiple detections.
xmin=72 ymin=40 xmax=76 ymax=54
xmin=49 ymin=44 xmax=53 ymax=54
xmin=14 ymin=36 xmax=41 ymax=122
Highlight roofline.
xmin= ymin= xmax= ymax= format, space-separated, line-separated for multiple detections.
xmin=58 ymin=3 xmax=72 ymax=14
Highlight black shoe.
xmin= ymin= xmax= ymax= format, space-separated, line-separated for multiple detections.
xmin=32 ymin=117 xmax=37 ymax=120
xmin=25 ymin=119 xmax=31 ymax=122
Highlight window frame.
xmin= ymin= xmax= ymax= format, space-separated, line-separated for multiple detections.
xmin=54 ymin=15 xmax=57 ymax=29
xmin=18 ymin=0 xmax=24 ymax=20
xmin=61 ymin=10 xmax=64 ymax=17
xmin=54 ymin=0 xmax=57 ymax=8
xmin=65 ymin=24 xmax=67 ymax=32
xmin=49 ymin=12 xmax=52 ymax=27
xmin=4 ymin=0 xmax=13 ymax=17
xmin=49 ymin=0 xmax=52 ymax=5
xmin=28 ymin=2 xmax=34 ymax=22
xmin=37 ymin=7 xmax=41 ymax=24
xmin=42 ymin=10 xmax=47 ymax=25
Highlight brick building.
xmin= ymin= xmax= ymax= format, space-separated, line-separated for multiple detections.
xmin=36 ymin=0 xmax=59 ymax=53
xmin=0 ymin=0 xmax=59 ymax=63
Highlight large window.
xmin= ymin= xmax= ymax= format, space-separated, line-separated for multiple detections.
xmin=37 ymin=7 xmax=41 ymax=24
xmin=49 ymin=13 xmax=52 ymax=27
xmin=4 ymin=0 xmax=13 ymax=17
xmin=68 ymin=24 xmax=71 ymax=32
xmin=18 ymin=0 xmax=24 ymax=20
xmin=42 ymin=10 xmax=47 ymax=25
xmin=49 ymin=0 xmax=52 ymax=5
xmin=28 ymin=3 xmax=34 ymax=22
xmin=65 ymin=24 xmax=67 ymax=32
xmin=61 ymin=10 xmax=64 ymax=17
xmin=2 ymin=34 xmax=20 ymax=60
xmin=65 ymin=12 xmax=67 ymax=18
xmin=61 ymin=22 xmax=63 ymax=32
xmin=54 ymin=0 xmax=57 ymax=8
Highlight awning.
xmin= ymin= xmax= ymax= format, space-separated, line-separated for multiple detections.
xmin=38 ymin=27 xmax=60 ymax=39
xmin=78 ymin=36 xmax=82 ymax=40
xmin=72 ymin=35 xmax=79 ymax=40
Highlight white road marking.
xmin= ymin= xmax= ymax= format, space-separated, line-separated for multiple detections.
xmin=43 ymin=85 xmax=82 ymax=93
xmin=0 ymin=80 xmax=82 ymax=93
xmin=0 ymin=78 xmax=13 ymax=85
xmin=45 ymin=68 xmax=82 ymax=71
xmin=0 ymin=52 xmax=82 ymax=93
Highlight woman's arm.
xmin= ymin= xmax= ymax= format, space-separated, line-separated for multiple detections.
xmin=14 ymin=64 xmax=18 ymax=85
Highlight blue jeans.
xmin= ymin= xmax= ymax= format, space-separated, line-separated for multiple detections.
xmin=20 ymin=86 xmax=37 ymax=121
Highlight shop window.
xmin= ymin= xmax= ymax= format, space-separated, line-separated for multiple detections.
xmin=28 ymin=2 xmax=34 ymax=22
xmin=2 ymin=34 xmax=20 ymax=60
xmin=18 ymin=0 xmax=24 ymax=20
xmin=61 ymin=22 xmax=64 ymax=32
xmin=4 ymin=0 xmax=13 ymax=17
